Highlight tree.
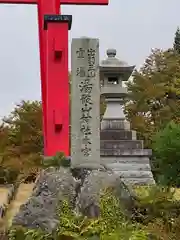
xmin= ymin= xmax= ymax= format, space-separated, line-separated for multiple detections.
xmin=125 ymin=48 xmax=180 ymax=148
xmin=152 ymin=121 xmax=180 ymax=186
xmin=0 ymin=123 xmax=10 ymax=152
xmin=174 ymin=27 xmax=180 ymax=54
xmin=0 ymin=100 xmax=43 ymax=183
xmin=3 ymin=100 xmax=43 ymax=156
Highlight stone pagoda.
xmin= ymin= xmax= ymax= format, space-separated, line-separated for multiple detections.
xmin=100 ymin=49 xmax=155 ymax=185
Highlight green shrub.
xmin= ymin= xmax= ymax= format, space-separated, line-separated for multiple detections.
xmin=7 ymin=186 xmax=180 ymax=240
xmin=8 ymin=190 xmax=147 ymax=240
xmin=152 ymin=121 xmax=180 ymax=186
xmin=135 ymin=186 xmax=180 ymax=240
xmin=43 ymin=152 xmax=70 ymax=169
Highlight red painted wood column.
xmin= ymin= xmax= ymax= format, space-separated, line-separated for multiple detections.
xmin=44 ymin=15 xmax=72 ymax=156
xmin=37 ymin=0 xmax=59 ymax=154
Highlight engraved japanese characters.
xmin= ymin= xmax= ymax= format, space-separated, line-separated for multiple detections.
xmin=71 ymin=38 xmax=100 ymax=169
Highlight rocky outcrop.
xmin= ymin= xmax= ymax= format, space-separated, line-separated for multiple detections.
xmin=75 ymin=167 xmax=137 ymax=218
xmin=13 ymin=168 xmax=76 ymax=232
xmin=12 ymin=166 xmax=138 ymax=232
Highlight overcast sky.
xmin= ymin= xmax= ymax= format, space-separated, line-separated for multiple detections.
xmin=0 ymin=0 xmax=179 ymax=118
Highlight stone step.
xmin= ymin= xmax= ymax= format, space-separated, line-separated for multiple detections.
xmin=113 ymin=170 xmax=154 ymax=179
xmin=106 ymin=163 xmax=151 ymax=171
xmin=101 ymin=156 xmax=152 ymax=164
xmin=122 ymin=178 xmax=155 ymax=185
xmin=100 ymin=140 xmax=143 ymax=150
xmin=100 ymin=149 xmax=152 ymax=156
xmin=100 ymin=130 xmax=136 ymax=140
xmin=103 ymin=155 xmax=155 ymax=185
xmin=101 ymin=119 xmax=130 ymax=130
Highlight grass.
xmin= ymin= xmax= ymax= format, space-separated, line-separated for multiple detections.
xmin=134 ymin=186 xmax=180 ymax=200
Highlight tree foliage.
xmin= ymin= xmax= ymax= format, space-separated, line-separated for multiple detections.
xmin=174 ymin=27 xmax=180 ymax=54
xmin=0 ymin=100 xmax=43 ymax=183
xmin=3 ymin=100 xmax=43 ymax=155
xmin=125 ymin=48 xmax=180 ymax=148
xmin=152 ymin=121 xmax=180 ymax=186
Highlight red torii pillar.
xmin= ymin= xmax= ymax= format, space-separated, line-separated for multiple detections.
xmin=43 ymin=15 xmax=72 ymax=157
xmin=0 ymin=0 xmax=109 ymax=156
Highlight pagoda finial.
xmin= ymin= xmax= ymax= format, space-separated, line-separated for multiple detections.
xmin=107 ymin=49 xmax=116 ymax=58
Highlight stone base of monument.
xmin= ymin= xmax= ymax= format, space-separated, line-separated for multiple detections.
xmin=101 ymin=150 xmax=155 ymax=185
xmin=12 ymin=165 xmax=141 ymax=232
xmin=100 ymin=128 xmax=155 ymax=185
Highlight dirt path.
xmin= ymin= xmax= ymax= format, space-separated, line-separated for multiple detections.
xmin=2 ymin=183 xmax=35 ymax=229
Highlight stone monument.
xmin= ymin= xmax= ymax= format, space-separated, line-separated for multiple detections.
xmin=12 ymin=42 xmax=141 ymax=233
xmin=71 ymin=37 xmax=100 ymax=169
xmin=100 ymin=49 xmax=155 ymax=185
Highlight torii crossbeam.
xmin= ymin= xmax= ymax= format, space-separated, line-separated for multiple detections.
xmin=0 ymin=0 xmax=108 ymax=3
xmin=0 ymin=0 xmax=109 ymax=157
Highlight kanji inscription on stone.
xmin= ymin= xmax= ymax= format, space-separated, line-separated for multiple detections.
xmin=71 ymin=38 xmax=100 ymax=169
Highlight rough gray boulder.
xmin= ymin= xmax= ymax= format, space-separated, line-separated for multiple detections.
xmin=13 ymin=166 xmax=138 ymax=232
xmin=76 ymin=167 xmax=137 ymax=218
xmin=13 ymin=167 xmax=76 ymax=232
